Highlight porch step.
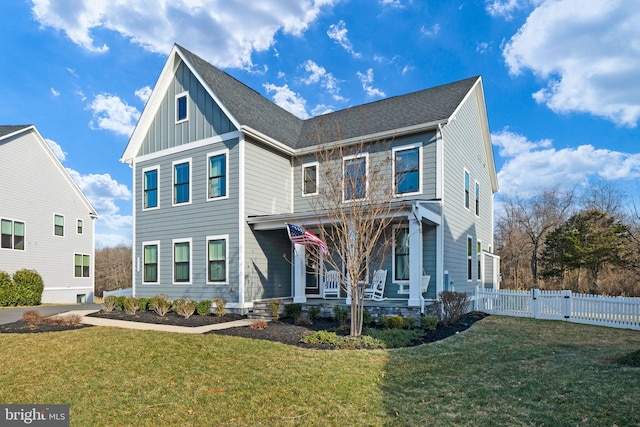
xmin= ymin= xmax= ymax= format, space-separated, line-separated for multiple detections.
xmin=246 ymin=301 xmax=277 ymax=320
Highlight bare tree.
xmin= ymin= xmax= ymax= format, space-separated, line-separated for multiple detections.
xmin=301 ymin=137 xmax=398 ymax=337
xmin=95 ymin=245 xmax=132 ymax=296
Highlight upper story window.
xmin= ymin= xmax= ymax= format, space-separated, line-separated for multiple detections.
xmin=54 ymin=214 xmax=64 ymax=236
xmin=176 ymin=92 xmax=188 ymax=123
xmin=475 ymin=182 xmax=480 ymax=216
xmin=207 ymin=236 xmax=228 ymax=283
xmin=393 ymin=144 xmax=422 ymax=195
xmin=302 ymin=162 xmax=318 ymax=196
xmin=343 ymin=154 xmax=367 ymax=201
xmin=208 ymin=150 xmax=228 ymax=200
xmin=173 ymin=239 xmax=191 ymax=284
xmin=143 ymin=243 xmax=159 ymax=283
xmin=74 ymin=254 xmax=90 ymax=278
xmin=77 ymin=219 xmax=83 ymax=234
xmin=1 ymin=219 xmax=24 ymax=250
xmin=464 ymin=170 xmax=470 ymax=210
xmin=144 ymin=168 xmax=159 ymax=209
xmin=173 ymin=159 xmax=191 ymax=205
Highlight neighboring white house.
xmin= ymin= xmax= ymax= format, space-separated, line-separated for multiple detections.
xmin=0 ymin=125 xmax=98 ymax=304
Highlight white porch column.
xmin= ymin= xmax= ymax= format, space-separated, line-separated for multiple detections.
xmin=408 ymin=215 xmax=422 ymax=307
xmin=293 ymin=244 xmax=307 ymax=303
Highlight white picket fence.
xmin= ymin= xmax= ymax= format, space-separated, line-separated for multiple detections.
xmin=474 ymin=286 xmax=640 ymax=331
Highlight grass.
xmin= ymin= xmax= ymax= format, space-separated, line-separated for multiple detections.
xmin=0 ymin=316 xmax=639 ymax=426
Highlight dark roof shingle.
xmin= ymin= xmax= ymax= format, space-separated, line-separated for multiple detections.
xmin=0 ymin=125 xmax=31 ymax=139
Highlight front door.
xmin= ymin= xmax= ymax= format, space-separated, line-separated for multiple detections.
xmin=305 ymin=246 xmax=321 ymax=295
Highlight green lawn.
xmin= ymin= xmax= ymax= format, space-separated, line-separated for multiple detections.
xmin=1 ymin=316 xmax=639 ymax=426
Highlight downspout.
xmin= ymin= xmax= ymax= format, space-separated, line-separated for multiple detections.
xmin=435 ymin=123 xmax=445 ymax=298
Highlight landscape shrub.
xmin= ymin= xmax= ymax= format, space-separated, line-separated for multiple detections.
xmin=102 ymin=296 xmax=118 ymax=312
xmin=138 ymin=297 xmax=150 ymax=312
xmin=381 ymin=315 xmax=405 ymax=329
xmin=301 ymin=330 xmax=340 ymax=346
xmin=44 ymin=314 xmax=82 ymax=326
xmin=363 ymin=328 xmax=424 ymax=348
xmin=123 ymin=297 xmax=140 ymax=315
xmin=308 ymin=305 xmax=321 ymax=321
xmin=196 ymin=299 xmax=212 ymax=316
xmin=173 ymin=298 xmax=196 ymax=318
xmin=439 ymin=291 xmax=470 ymax=326
xmin=115 ymin=296 xmax=127 ymax=310
xmin=12 ymin=269 xmax=44 ymax=306
xmin=295 ymin=313 xmax=312 ymax=326
xmin=403 ymin=315 xmax=417 ymax=329
xmin=284 ymin=303 xmax=302 ymax=319
xmin=333 ymin=306 xmax=349 ymax=325
xmin=213 ymin=298 xmax=226 ymax=317
xmin=22 ymin=310 xmax=43 ymax=327
xmin=269 ymin=299 xmax=281 ymax=320
xmin=362 ymin=309 xmax=372 ymax=326
xmin=420 ymin=315 xmax=438 ymax=331
xmin=249 ymin=319 xmax=268 ymax=330
xmin=302 ymin=330 xmax=387 ymax=349
xmin=0 ymin=270 xmax=16 ymax=306
xmin=150 ymin=294 xmax=172 ymax=316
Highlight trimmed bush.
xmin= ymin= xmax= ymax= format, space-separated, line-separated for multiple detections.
xmin=333 ymin=306 xmax=349 ymax=325
xmin=138 ymin=297 xmax=150 ymax=312
xmin=196 ymin=299 xmax=212 ymax=316
xmin=213 ymin=298 xmax=226 ymax=317
xmin=115 ymin=296 xmax=127 ymax=310
xmin=123 ymin=297 xmax=140 ymax=315
xmin=12 ymin=269 xmax=44 ymax=306
xmin=269 ymin=299 xmax=281 ymax=321
xmin=150 ymin=294 xmax=172 ymax=316
xmin=102 ymin=296 xmax=118 ymax=312
xmin=308 ymin=305 xmax=321 ymax=321
xmin=381 ymin=315 xmax=405 ymax=329
xmin=420 ymin=315 xmax=438 ymax=331
xmin=362 ymin=309 xmax=372 ymax=326
xmin=0 ymin=270 xmax=16 ymax=306
xmin=284 ymin=303 xmax=302 ymax=319
xmin=173 ymin=298 xmax=196 ymax=318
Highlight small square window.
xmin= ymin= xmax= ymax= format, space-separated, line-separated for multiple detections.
xmin=77 ymin=219 xmax=83 ymax=234
xmin=176 ymin=93 xmax=188 ymax=122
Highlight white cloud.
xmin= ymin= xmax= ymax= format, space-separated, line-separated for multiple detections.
xmin=485 ymin=0 xmax=540 ymax=20
xmin=263 ymin=83 xmax=309 ymax=119
xmin=50 ymin=87 xmax=60 ymax=97
xmin=88 ymin=93 xmax=140 ymax=136
xmin=327 ymin=20 xmax=361 ymax=58
xmin=503 ymin=0 xmax=640 ymax=127
xmin=134 ymin=86 xmax=152 ymax=103
xmin=493 ymin=128 xmax=640 ymax=197
xmin=476 ymin=41 xmax=490 ymax=54
xmin=357 ymin=69 xmax=385 ymax=98
xmin=420 ymin=23 xmax=440 ymax=37
xmin=301 ymin=60 xmax=342 ymax=100
xmin=45 ymin=138 xmax=66 ymax=162
xmin=31 ymin=0 xmax=338 ymax=69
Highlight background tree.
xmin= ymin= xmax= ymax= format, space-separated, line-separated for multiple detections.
xmin=95 ymin=245 xmax=132 ymax=297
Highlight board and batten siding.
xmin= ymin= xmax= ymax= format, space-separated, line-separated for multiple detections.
xmin=139 ymin=61 xmax=236 ymax=157
xmin=441 ymin=88 xmax=495 ymax=294
xmin=243 ymin=138 xmax=293 ymax=300
xmin=134 ymin=136 xmax=241 ymax=302
xmin=0 ymin=129 xmax=95 ymax=303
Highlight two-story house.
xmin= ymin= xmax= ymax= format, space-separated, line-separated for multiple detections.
xmin=0 ymin=125 xmax=98 ymax=304
xmin=121 ymin=44 xmax=499 ymax=314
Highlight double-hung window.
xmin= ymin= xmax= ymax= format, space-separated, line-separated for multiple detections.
xmin=477 ymin=241 xmax=482 ymax=281
xmin=464 ymin=170 xmax=470 ymax=210
xmin=302 ymin=162 xmax=318 ymax=196
xmin=393 ymin=144 xmax=422 ymax=195
xmin=394 ymin=225 xmax=410 ymax=283
xmin=1 ymin=219 xmax=24 ymax=250
xmin=143 ymin=243 xmax=159 ymax=283
xmin=173 ymin=160 xmax=191 ymax=205
xmin=208 ymin=151 xmax=227 ymax=200
xmin=343 ymin=154 xmax=367 ymax=201
xmin=467 ymin=236 xmax=473 ymax=281
xmin=74 ymin=254 xmax=90 ymax=278
xmin=176 ymin=92 xmax=188 ymax=123
xmin=144 ymin=168 xmax=159 ymax=209
xmin=173 ymin=239 xmax=191 ymax=283
xmin=207 ymin=236 xmax=227 ymax=283
xmin=54 ymin=214 xmax=64 ymax=236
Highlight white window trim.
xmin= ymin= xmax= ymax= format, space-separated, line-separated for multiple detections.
xmin=142 ymin=165 xmax=160 ymax=211
xmin=53 ymin=213 xmax=64 ymax=237
xmin=464 ymin=169 xmax=470 ymax=211
xmin=172 ymin=238 xmax=192 ymax=285
xmin=467 ymin=235 xmax=473 ymax=282
xmin=175 ymin=91 xmax=189 ymax=124
xmin=302 ymin=161 xmax=319 ymax=197
xmin=73 ymin=253 xmax=90 ymax=279
xmin=342 ymin=153 xmax=369 ymax=202
xmin=1 ymin=217 xmax=25 ymax=251
xmin=477 ymin=240 xmax=482 ymax=282
xmin=206 ymin=149 xmax=229 ymax=201
xmin=206 ymin=234 xmax=229 ymax=285
xmin=172 ymin=158 xmax=192 ymax=207
xmin=142 ymin=240 xmax=160 ymax=285
xmin=392 ymin=143 xmax=423 ymax=197
xmin=76 ymin=218 xmax=83 ymax=234
xmin=393 ymin=224 xmax=410 ymax=294
xmin=475 ymin=180 xmax=480 ymax=217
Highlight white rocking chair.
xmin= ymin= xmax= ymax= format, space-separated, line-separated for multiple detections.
xmin=323 ymin=270 xmax=340 ymax=298
xmin=364 ymin=269 xmax=387 ymax=301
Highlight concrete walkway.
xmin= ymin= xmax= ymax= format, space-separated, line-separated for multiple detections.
xmin=0 ymin=305 xmax=256 ymax=334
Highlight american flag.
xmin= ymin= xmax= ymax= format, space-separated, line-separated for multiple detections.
xmin=286 ymin=223 xmax=329 ymax=255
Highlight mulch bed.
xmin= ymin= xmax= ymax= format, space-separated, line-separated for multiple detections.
xmin=0 ymin=309 xmax=488 ymax=350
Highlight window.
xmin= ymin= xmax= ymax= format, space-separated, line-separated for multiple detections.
xmin=144 ymin=168 xmax=159 ymax=209
xmin=477 ymin=241 xmax=482 ymax=281
xmin=176 ymin=92 xmax=188 ymax=123
xmin=143 ymin=243 xmax=159 ymax=283
xmin=208 ymin=151 xmax=227 ymax=200
xmin=394 ymin=226 xmax=410 ymax=282
xmin=173 ymin=160 xmax=191 ymax=205
xmin=467 ymin=236 xmax=473 ymax=281
xmin=464 ymin=170 xmax=470 ymax=210
xmin=54 ymin=214 xmax=64 ymax=236
xmin=207 ymin=236 xmax=227 ymax=283
xmin=475 ymin=182 xmax=480 ymax=216
xmin=302 ymin=162 xmax=318 ymax=196
xmin=393 ymin=145 xmax=421 ymax=195
xmin=343 ymin=154 xmax=367 ymax=201
xmin=14 ymin=221 xmax=24 ymax=250
xmin=173 ymin=240 xmax=191 ymax=283
xmin=1 ymin=219 xmax=22 ymax=250
xmin=74 ymin=254 xmax=90 ymax=278
xmin=77 ymin=219 xmax=83 ymax=234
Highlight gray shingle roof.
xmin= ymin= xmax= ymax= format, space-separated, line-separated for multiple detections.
xmin=0 ymin=125 xmax=31 ymax=139
xmin=177 ymin=45 xmax=477 ymax=150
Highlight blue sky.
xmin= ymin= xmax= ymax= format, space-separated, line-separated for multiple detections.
xmin=1 ymin=0 xmax=639 ymax=247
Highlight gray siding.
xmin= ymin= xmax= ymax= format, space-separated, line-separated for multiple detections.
xmin=0 ymin=129 xmax=95 ymax=303
xmin=139 ymin=61 xmax=236 ymax=157
xmin=441 ymin=89 xmax=495 ymax=294
xmin=134 ymin=136 xmax=241 ymax=302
